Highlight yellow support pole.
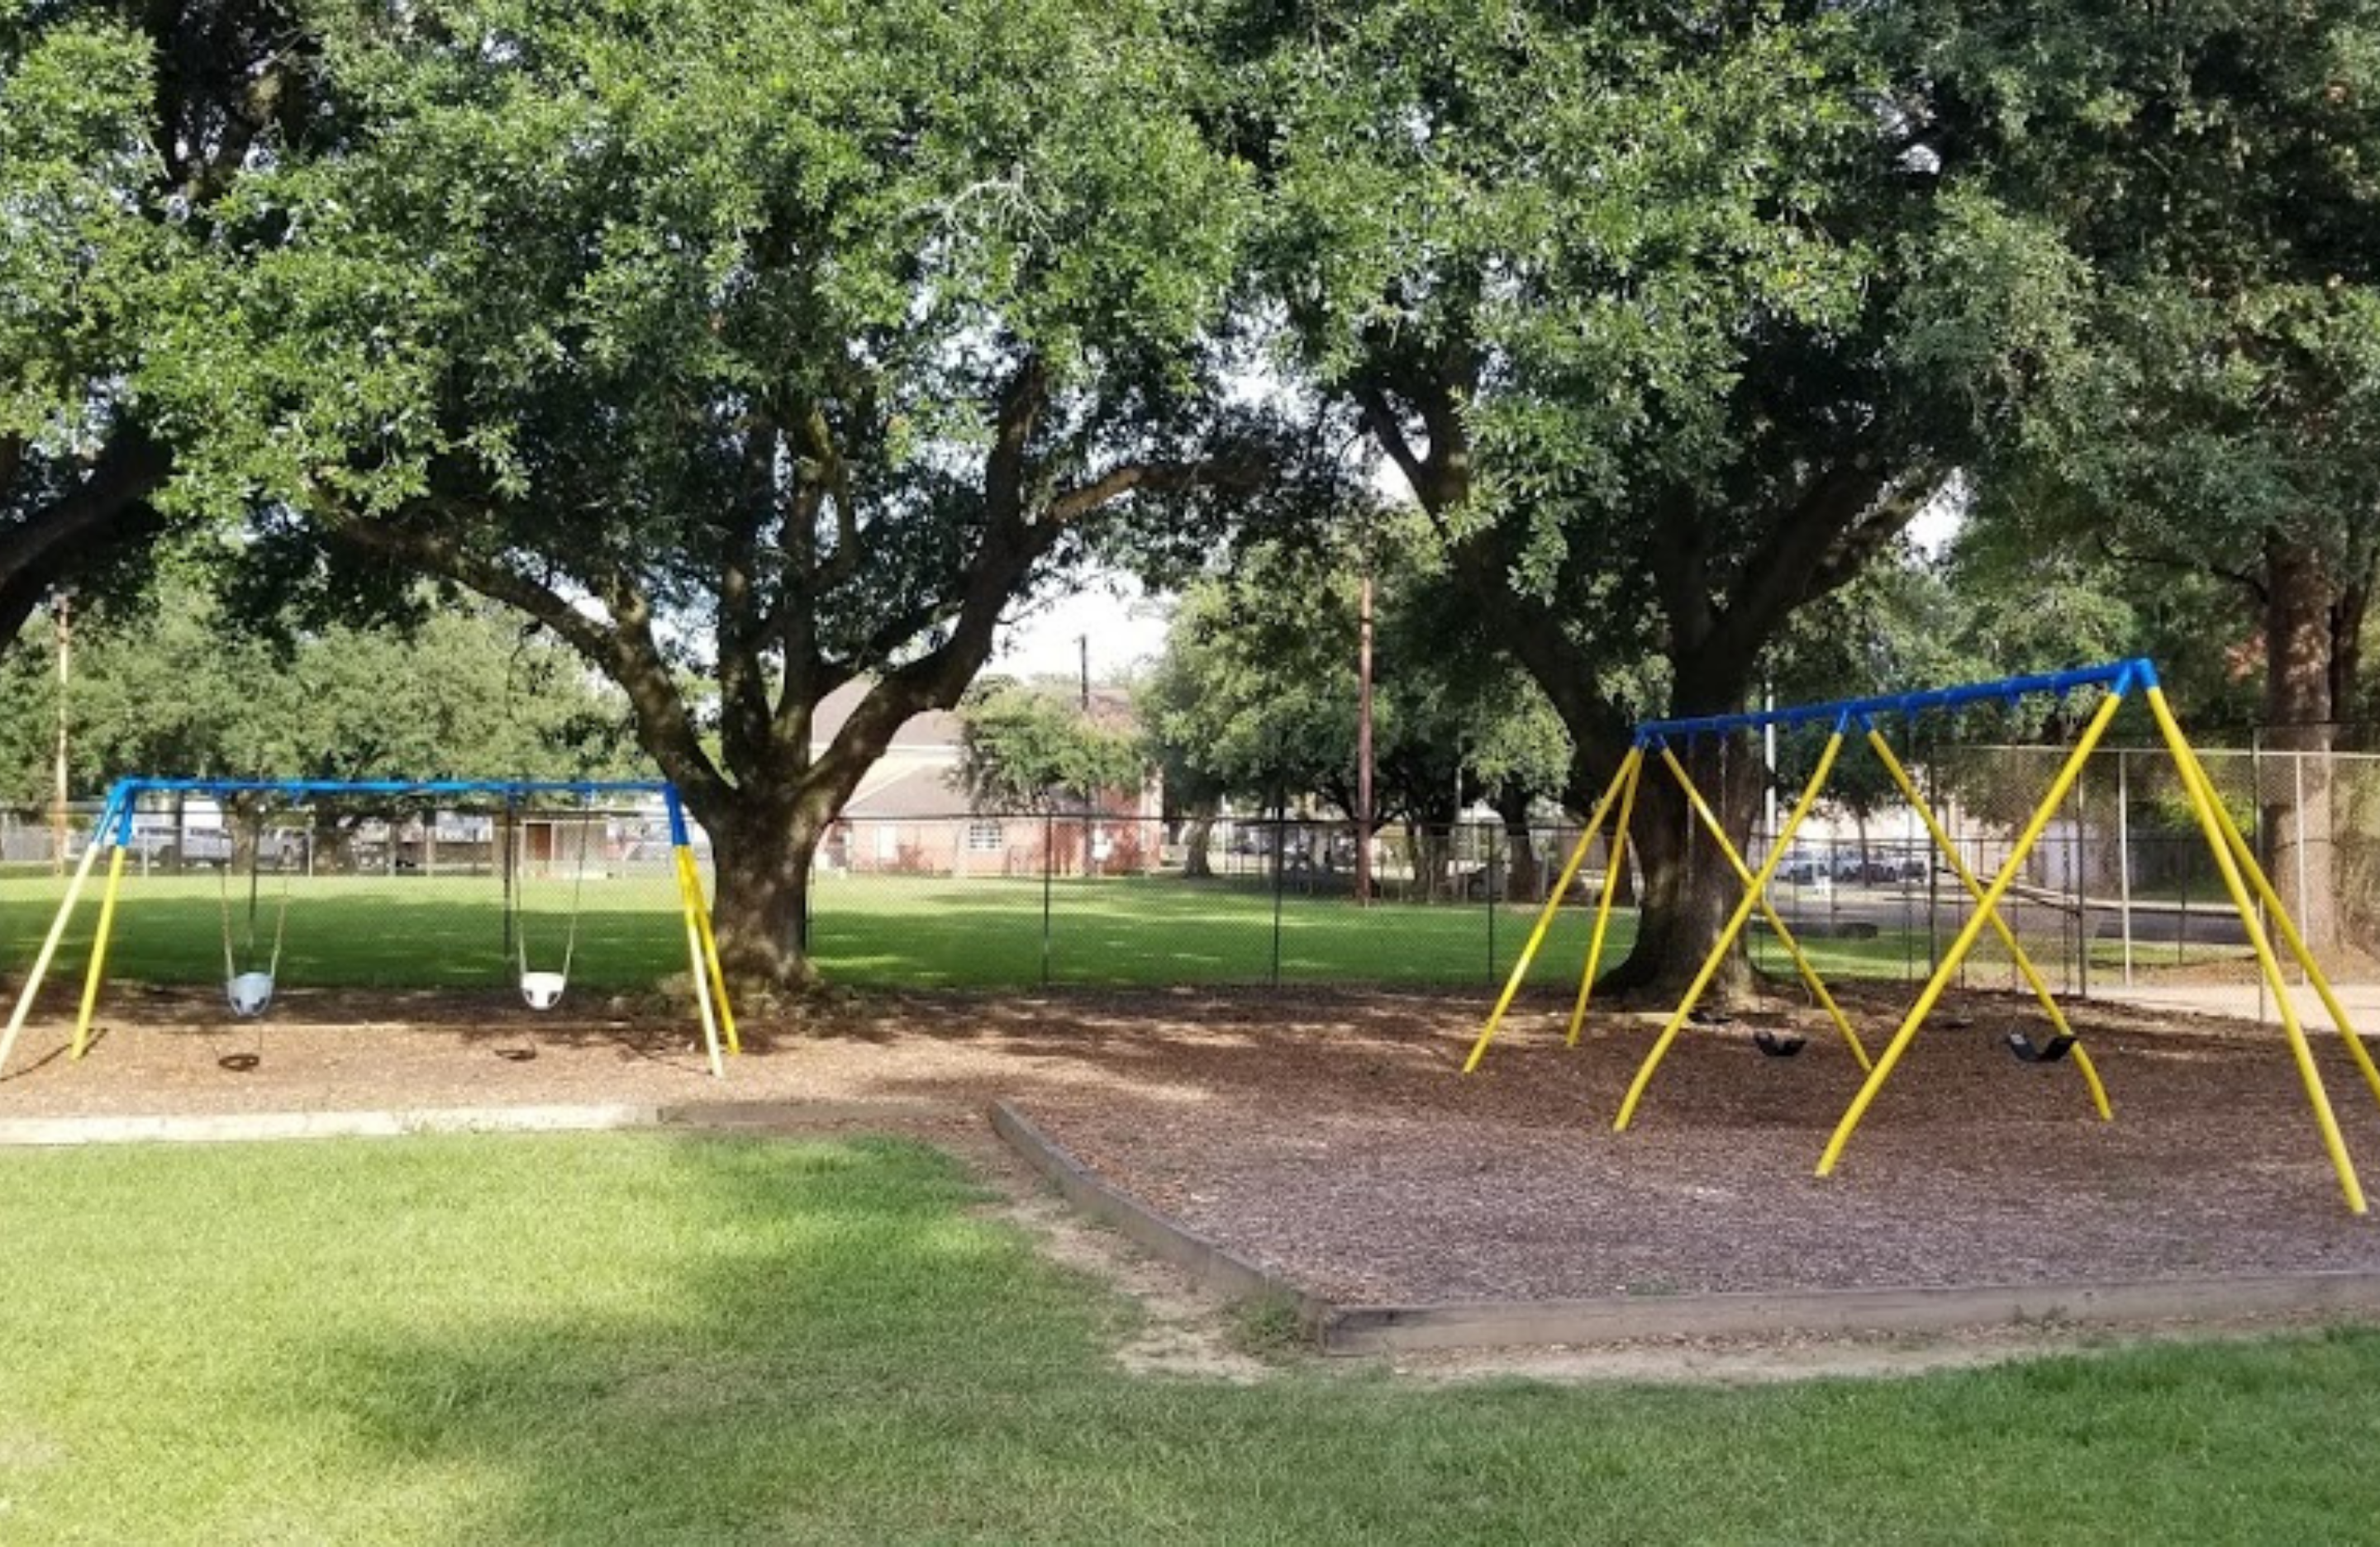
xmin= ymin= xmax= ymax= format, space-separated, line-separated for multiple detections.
xmin=1566 ymin=750 xmax=1645 ymax=1047
xmin=1463 ymin=748 xmax=1640 ymax=1073
xmin=1819 ymin=689 xmax=2129 ymax=1178
xmin=70 ymin=845 xmax=131 ymax=1060
xmin=687 ymin=868 xmax=741 ymax=1057
xmin=1864 ymin=726 xmax=2111 ymax=1122
xmin=1652 ymin=744 xmax=1872 ymax=1071
xmin=2167 ymin=733 xmax=2380 ymax=1113
xmin=0 ymin=798 xmax=118 ymax=1080
xmin=1614 ymin=729 xmax=1848 ymax=1132
xmin=2145 ymin=689 xmax=2367 ymax=1211
xmin=673 ymin=846 xmax=726 ymax=1080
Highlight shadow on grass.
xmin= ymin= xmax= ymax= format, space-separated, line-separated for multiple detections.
xmin=13 ymin=1133 xmax=2380 ymax=1542
xmin=292 ymin=1136 xmax=2380 ymax=1544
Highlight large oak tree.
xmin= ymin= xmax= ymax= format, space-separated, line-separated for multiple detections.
xmin=211 ymin=0 xmax=1276 ymax=985
xmin=1226 ymin=2 xmax=1997 ymax=993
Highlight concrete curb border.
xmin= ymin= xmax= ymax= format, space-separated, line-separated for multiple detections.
xmin=0 ymin=1097 xmax=969 ymax=1148
xmin=988 ymin=1099 xmax=1321 ymax=1316
xmin=988 ymin=1097 xmax=2380 ymax=1355
xmin=0 ymin=1104 xmax=668 ymax=1146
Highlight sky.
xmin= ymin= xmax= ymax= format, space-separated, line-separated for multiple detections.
xmin=993 ymin=487 xmax=1968 ymax=688
xmin=990 ymin=573 xmax=1174 ymax=685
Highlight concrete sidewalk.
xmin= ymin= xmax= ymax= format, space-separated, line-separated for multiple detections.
xmin=2085 ymin=979 xmax=2380 ymax=1029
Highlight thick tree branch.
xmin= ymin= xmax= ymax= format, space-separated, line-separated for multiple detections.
xmin=0 ymin=428 xmax=173 ymax=581
xmin=2099 ymin=533 xmax=2268 ymax=604
xmin=1704 ymin=464 xmax=1886 ymax=661
xmin=326 ymin=509 xmax=729 ymax=807
xmin=1354 ymin=383 xmax=1431 ymax=504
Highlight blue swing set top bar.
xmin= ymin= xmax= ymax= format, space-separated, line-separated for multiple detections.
xmin=1631 ymin=658 xmax=2159 ymax=746
xmin=99 ymin=777 xmax=695 ymax=847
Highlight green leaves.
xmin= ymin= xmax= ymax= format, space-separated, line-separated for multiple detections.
xmin=0 ymin=19 xmax=165 ymax=447
xmin=954 ymin=678 xmax=1146 ymax=812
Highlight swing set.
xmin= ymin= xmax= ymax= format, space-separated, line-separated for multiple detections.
xmin=1466 ymin=658 xmax=2380 ymax=1214
xmin=0 ymin=777 xmax=740 ymax=1081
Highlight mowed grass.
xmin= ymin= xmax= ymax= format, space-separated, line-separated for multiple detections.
xmin=3 ymin=1133 xmax=2379 ymax=1544
xmin=0 ymin=871 xmax=1641 ymax=994
xmin=0 ymin=869 xmax=2181 ymax=997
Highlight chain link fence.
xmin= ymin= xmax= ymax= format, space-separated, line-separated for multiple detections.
xmin=4 ymin=747 xmax=2377 ymax=1010
xmin=1746 ymin=743 xmax=2380 ymax=1018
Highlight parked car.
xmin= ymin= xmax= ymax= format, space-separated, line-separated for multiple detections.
xmin=129 ymin=823 xmax=233 ymax=868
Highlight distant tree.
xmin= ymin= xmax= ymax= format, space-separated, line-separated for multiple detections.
xmin=0 ymin=581 xmax=635 ymax=807
xmin=954 ymin=678 xmax=1146 ymax=813
xmin=1140 ymin=528 xmax=1569 ymax=895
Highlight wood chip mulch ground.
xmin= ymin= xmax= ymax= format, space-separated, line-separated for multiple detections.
xmin=7 ymin=981 xmax=2380 ymax=1307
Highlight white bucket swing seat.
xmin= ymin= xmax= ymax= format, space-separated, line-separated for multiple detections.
xmin=220 ymin=829 xmax=293 ymax=1021
xmin=512 ymin=812 xmax=592 ymax=1011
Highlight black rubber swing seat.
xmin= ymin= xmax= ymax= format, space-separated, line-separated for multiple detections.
xmin=2006 ymin=1031 xmax=2077 ymax=1064
xmin=1752 ymin=1029 xmax=1807 ymax=1058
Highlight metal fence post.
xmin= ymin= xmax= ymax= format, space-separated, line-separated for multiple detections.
xmin=2294 ymin=748 xmax=2311 ymax=984
xmin=2250 ymin=734 xmax=2268 ymax=1024
xmin=1041 ymin=808 xmax=1054 ymax=988
xmin=2117 ymin=748 xmax=2134 ymax=988
xmin=1270 ymin=806 xmax=1286 ymax=989
xmin=1484 ymin=821 xmax=1498 ymax=986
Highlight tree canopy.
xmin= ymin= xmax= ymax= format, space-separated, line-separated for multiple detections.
xmin=0 ymin=7 xmax=307 ymax=645
xmin=188 ymin=0 xmax=1283 ymax=981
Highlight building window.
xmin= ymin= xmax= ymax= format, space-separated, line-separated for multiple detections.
xmin=966 ymin=821 xmax=1005 ymax=853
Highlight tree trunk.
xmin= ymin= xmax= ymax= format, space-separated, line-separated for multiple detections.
xmin=2262 ymin=531 xmax=2340 ymax=950
xmin=1182 ymin=813 xmax=1216 ymax=878
xmin=1492 ymin=788 xmax=1540 ymax=901
xmin=1601 ymin=736 xmax=1759 ymax=1002
xmin=702 ymin=803 xmax=826 ymax=989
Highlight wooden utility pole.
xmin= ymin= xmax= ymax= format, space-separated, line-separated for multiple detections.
xmin=50 ymin=590 xmax=70 ymax=874
xmin=1357 ymin=570 xmax=1374 ymax=907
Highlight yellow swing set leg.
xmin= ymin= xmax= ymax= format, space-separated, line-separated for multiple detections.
xmin=1819 ymin=689 xmax=2126 ymax=1180
xmin=1614 ymin=729 xmax=1852 ymax=1132
xmin=1863 ymin=726 xmax=2111 ymax=1122
xmin=71 ymin=845 xmax=131 ymax=1060
xmin=1462 ymin=747 xmax=1641 ymax=1073
xmin=1651 ymin=745 xmax=1873 ymax=1063
xmin=673 ymin=845 xmax=727 ymax=1080
xmin=2160 ymin=721 xmax=2380 ymax=1115
xmin=2144 ymin=688 xmax=2368 ymax=1211
xmin=0 ymin=802 xmax=119 ymax=1080
xmin=690 ymin=880 xmax=740 ymax=1057
xmin=1567 ymin=750 xmax=1645 ymax=1047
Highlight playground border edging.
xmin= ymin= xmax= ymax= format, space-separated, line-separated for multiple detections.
xmin=988 ymin=1097 xmax=2380 ymax=1354
xmin=988 ymin=1099 xmax=1321 ymax=1317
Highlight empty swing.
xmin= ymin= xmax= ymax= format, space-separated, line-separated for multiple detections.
xmin=512 ymin=812 xmax=592 ymax=1011
xmin=220 ymin=822 xmax=293 ymax=1018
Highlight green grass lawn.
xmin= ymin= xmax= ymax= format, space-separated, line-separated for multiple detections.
xmin=3 ymin=1132 xmax=2378 ymax=1544
xmin=1 ymin=869 xmax=2219 ymax=998
xmin=1 ymin=870 xmax=1645 ymax=995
